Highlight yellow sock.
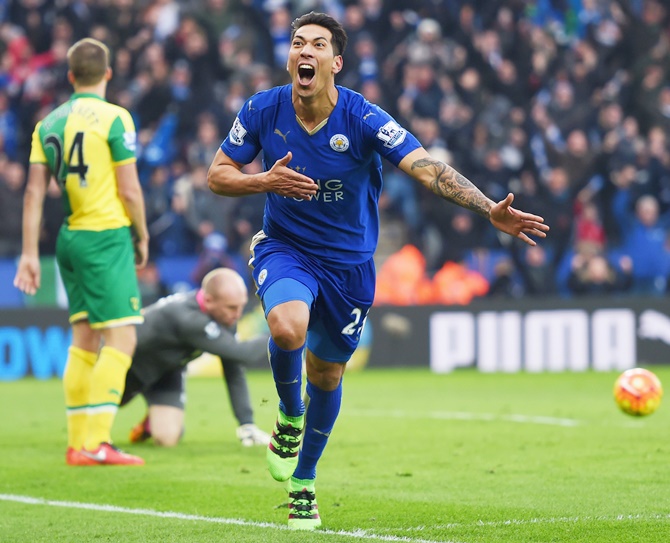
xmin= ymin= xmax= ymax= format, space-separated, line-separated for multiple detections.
xmin=84 ymin=346 xmax=132 ymax=450
xmin=63 ymin=346 xmax=98 ymax=450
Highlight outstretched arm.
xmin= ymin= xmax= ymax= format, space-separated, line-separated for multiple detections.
xmin=398 ymin=147 xmax=549 ymax=245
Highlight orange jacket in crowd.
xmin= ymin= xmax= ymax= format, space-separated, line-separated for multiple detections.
xmin=374 ymin=245 xmax=489 ymax=306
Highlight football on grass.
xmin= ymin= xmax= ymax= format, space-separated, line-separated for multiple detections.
xmin=614 ymin=368 xmax=663 ymax=416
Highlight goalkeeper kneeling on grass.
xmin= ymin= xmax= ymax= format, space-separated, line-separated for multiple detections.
xmin=121 ymin=267 xmax=271 ymax=448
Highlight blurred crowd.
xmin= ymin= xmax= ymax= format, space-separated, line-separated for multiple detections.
xmin=0 ymin=0 xmax=669 ymax=304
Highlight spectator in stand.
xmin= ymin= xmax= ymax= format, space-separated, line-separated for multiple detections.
xmin=339 ymin=2 xmax=367 ymax=75
xmin=644 ymin=125 xmax=670 ymax=215
xmin=165 ymin=60 xmax=200 ymax=139
xmin=136 ymin=111 xmax=180 ymax=185
xmin=339 ymin=31 xmax=378 ymax=90
xmin=456 ymin=67 xmax=488 ymax=123
xmin=193 ymin=0 xmax=245 ymax=40
xmin=615 ymin=194 xmax=670 ymax=295
xmin=487 ymin=257 xmax=523 ymax=299
xmin=476 ymin=148 xmax=514 ymax=202
xmin=180 ymin=163 xmax=230 ymax=249
xmin=567 ymin=249 xmax=633 ymax=296
xmin=136 ymin=259 xmax=171 ymax=307
xmin=409 ymin=116 xmax=446 ymax=151
xmin=186 ymin=113 xmax=224 ymax=170
xmin=268 ymin=6 xmax=294 ymax=70
xmin=510 ymin=169 xmax=553 ymax=224
xmin=600 ymin=114 xmax=646 ymax=174
xmin=493 ymin=59 xmax=528 ymax=109
xmin=543 ymin=128 xmax=599 ymax=192
xmin=545 ymin=80 xmax=592 ymax=137
xmin=376 ymin=9 xmax=415 ymax=77
xmin=499 ymin=122 xmax=533 ymax=175
xmin=0 ymin=90 xmax=19 ymax=160
xmin=168 ymin=180 xmax=198 ymax=257
xmin=144 ymin=165 xmax=196 ymax=257
xmin=375 ymin=244 xmax=430 ymax=306
xmin=431 ymin=207 xmax=489 ymax=271
xmin=191 ymin=232 xmax=242 ymax=287
xmin=144 ymin=165 xmax=172 ymax=233
xmin=223 ymin=158 xmax=267 ymax=259
xmin=106 ymin=46 xmax=135 ymax=105
xmin=601 ymin=162 xmax=642 ymax=246
xmin=0 ymin=159 xmax=25 ymax=257
xmin=574 ymin=197 xmax=607 ymax=248
xmin=591 ymin=101 xmax=624 ymax=151
xmin=631 ymin=62 xmax=667 ymax=135
xmin=170 ymin=18 xmax=220 ymax=121
xmin=39 ymin=178 xmax=66 ymax=256
xmin=439 ymin=82 xmax=474 ymax=144
xmin=379 ymin=166 xmax=423 ymax=245
xmin=1 ymin=0 xmax=670 ymax=301
xmin=133 ymin=43 xmax=173 ymax=130
xmin=540 ymin=166 xmax=575 ymax=267
xmin=397 ymin=55 xmax=444 ymax=121
xmin=510 ymin=242 xmax=558 ymax=297
xmin=651 ymin=86 xmax=670 ymax=133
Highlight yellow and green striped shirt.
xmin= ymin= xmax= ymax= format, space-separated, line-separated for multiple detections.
xmin=29 ymin=92 xmax=137 ymax=231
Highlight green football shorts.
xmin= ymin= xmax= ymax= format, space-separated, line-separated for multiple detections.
xmin=56 ymin=225 xmax=143 ymax=328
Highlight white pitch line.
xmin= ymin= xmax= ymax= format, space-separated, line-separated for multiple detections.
xmin=390 ymin=512 xmax=670 ymax=532
xmin=0 ymin=494 xmax=463 ymax=543
xmin=347 ymin=408 xmax=582 ymax=427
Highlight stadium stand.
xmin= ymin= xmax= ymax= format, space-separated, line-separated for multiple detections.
xmin=1 ymin=0 xmax=669 ymax=306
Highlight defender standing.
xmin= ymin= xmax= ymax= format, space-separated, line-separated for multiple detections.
xmin=14 ymin=38 xmax=150 ymax=466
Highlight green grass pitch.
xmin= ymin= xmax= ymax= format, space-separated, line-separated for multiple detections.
xmin=1 ymin=367 xmax=669 ymax=543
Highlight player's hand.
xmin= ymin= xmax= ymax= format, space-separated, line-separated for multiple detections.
xmin=13 ymin=254 xmax=41 ymax=296
xmin=134 ymin=237 xmax=149 ymax=270
xmin=489 ymin=193 xmax=549 ymax=246
xmin=265 ymin=152 xmax=318 ymax=200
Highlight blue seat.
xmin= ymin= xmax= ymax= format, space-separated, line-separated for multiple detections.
xmin=0 ymin=258 xmax=23 ymax=307
xmin=463 ymin=249 xmax=511 ymax=282
xmin=155 ymin=255 xmax=200 ymax=291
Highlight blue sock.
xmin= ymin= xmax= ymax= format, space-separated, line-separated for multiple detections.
xmin=293 ymin=379 xmax=342 ymax=481
xmin=268 ymin=338 xmax=305 ymax=418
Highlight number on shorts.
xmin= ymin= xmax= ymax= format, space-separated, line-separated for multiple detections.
xmin=342 ymin=307 xmax=367 ymax=336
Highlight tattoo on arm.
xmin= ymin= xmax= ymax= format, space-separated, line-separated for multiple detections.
xmin=411 ymin=158 xmax=490 ymax=218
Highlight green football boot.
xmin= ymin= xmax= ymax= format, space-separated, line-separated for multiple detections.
xmin=266 ymin=409 xmax=304 ymax=482
xmin=288 ymin=477 xmax=321 ymax=530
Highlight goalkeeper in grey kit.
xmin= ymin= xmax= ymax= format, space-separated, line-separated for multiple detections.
xmin=121 ymin=267 xmax=271 ymax=447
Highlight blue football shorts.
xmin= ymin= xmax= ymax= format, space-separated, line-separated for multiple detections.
xmin=249 ymin=233 xmax=375 ymax=363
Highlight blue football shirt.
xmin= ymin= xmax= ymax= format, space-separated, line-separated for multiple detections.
xmin=220 ymin=84 xmax=422 ymax=267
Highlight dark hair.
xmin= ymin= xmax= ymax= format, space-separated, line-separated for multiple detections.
xmin=291 ymin=11 xmax=348 ymax=56
xmin=67 ymin=38 xmax=109 ymax=85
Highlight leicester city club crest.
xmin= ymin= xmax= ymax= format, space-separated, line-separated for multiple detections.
xmin=258 ymin=268 xmax=268 ymax=285
xmin=330 ymin=134 xmax=349 ymax=152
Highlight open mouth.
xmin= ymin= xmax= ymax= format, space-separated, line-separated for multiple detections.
xmin=297 ymin=64 xmax=315 ymax=86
